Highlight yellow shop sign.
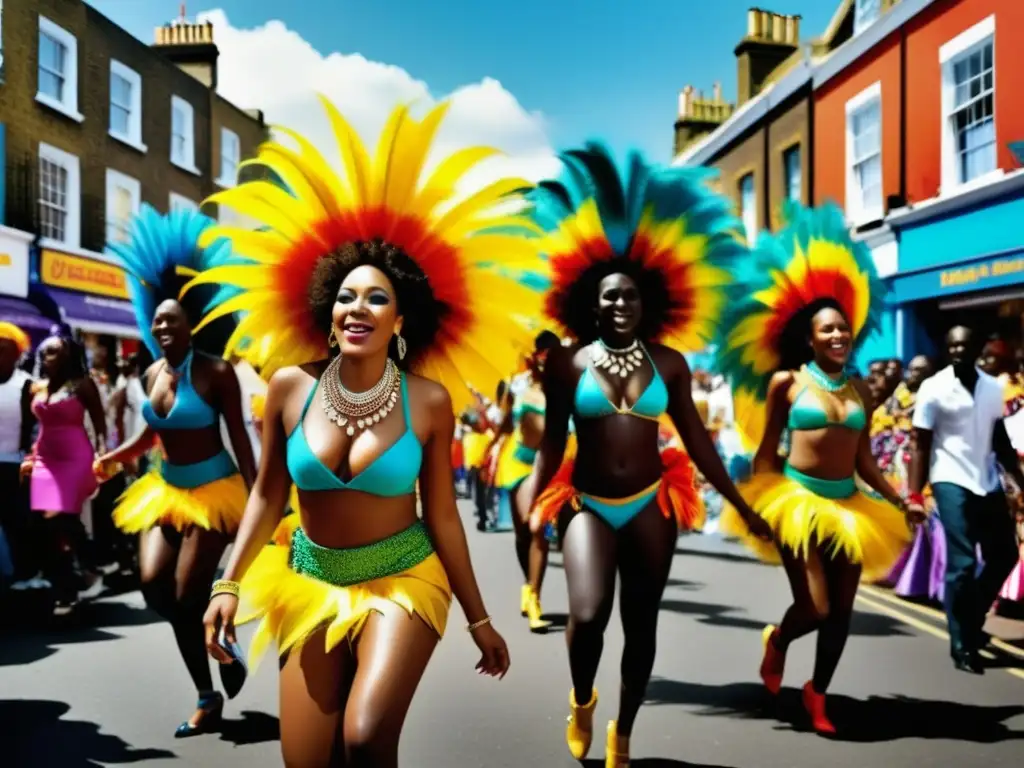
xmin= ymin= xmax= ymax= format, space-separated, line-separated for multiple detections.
xmin=40 ymin=249 xmax=129 ymax=299
xmin=940 ymin=255 xmax=1024 ymax=290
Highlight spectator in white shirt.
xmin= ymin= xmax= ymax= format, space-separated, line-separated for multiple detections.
xmin=0 ymin=324 xmax=35 ymax=584
xmin=909 ymin=325 xmax=1022 ymax=674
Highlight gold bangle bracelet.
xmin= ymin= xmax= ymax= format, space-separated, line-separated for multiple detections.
xmin=466 ymin=615 xmax=492 ymax=633
xmin=210 ymin=579 xmax=240 ymax=599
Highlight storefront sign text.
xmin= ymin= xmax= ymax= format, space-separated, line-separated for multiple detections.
xmin=939 ymin=256 xmax=1024 ymax=290
xmin=40 ymin=249 xmax=129 ymax=299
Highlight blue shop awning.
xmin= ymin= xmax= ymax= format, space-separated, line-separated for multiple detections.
xmin=0 ymin=296 xmax=55 ymax=333
xmin=48 ymin=288 xmax=140 ymax=338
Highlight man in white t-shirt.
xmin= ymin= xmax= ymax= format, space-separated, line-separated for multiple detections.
xmin=909 ymin=325 xmax=1021 ymax=674
xmin=0 ymin=330 xmax=35 ymax=583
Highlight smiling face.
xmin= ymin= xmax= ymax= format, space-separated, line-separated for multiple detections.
xmin=332 ymin=264 xmax=401 ymax=359
xmin=595 ymin=272 xmax=642 ymax=341
xmin=38 ymin=337 xmax=68 ymax=378
xmin=809 ymin=306 xmax=852 ymax=370
xmin=151 ymin=300 xmax=192 ymax=358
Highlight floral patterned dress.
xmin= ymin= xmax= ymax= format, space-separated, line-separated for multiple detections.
xmin=870 ymin=384 xmax=946 ymax=600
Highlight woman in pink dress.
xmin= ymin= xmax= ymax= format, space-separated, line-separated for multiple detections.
xmin=21 ymin=325 xmax=106 ymax=614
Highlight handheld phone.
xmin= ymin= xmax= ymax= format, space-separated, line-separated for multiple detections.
xmin=218 ymin=628 xmax=248 ymax=700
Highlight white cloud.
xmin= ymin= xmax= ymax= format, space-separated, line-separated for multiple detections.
xmin=198 ymin=9 xmax=559 ymax=189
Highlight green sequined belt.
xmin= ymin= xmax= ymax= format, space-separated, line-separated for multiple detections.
xmin=288 ymin=521 xmax=436 ymax=587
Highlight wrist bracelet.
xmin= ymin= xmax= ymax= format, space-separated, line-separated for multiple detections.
xmin=210 ymin=579 xmax=240 ymax=599
xmin=466 ymin=615 xmax=492 ymax=633
xmin=906 ymin=492 xmax=926 ymax=508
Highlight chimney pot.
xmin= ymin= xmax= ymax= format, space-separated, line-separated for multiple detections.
xmin=713 ymin=81 xmax=722 ymax=102
xmin=772 ymin=13 xmax=786 ymax=43
xmin=747 ymin=8 xmax=760 ymax=38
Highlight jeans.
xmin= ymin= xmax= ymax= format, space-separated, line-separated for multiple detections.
xmin=931 ymin=482 xmax=1017 ymax=652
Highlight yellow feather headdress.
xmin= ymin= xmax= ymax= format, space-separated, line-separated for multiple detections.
xmin=184 ymin=96 xmax=544 ymax=411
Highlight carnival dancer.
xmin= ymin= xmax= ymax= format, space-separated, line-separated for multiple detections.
xmin=22 ymin=325 xmax=107 ymax=615
xmin=491 ymin=330 xmax=559 ymax=631
xmin=197 ymin=98 xmax=534 ymax=767
xmin=717 ymin=203 xmax=917 ymax=734
xmin=517 ymin=143 xmax=768 ymax=766
xmin=93 ymin=206 xmax=257 ymax=737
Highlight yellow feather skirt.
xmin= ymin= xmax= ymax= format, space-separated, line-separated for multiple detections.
xmin=494 ymin=436 xmax=534 ymax=490
xmin=720 ymin=472 xmax=912 ymax=581
xmin=112 ymin=472 xmax=247 ymax=534
xmin=462 ymin=431 xmax=492 ymax=470
xmin=238 ymin=539 xmax=452 ymax=668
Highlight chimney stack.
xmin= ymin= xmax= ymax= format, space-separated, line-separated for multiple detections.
xmin=152 ymin=12 xmax=219 ymax=90
xmin=734 ymin=8 xmax=801 ymax=105
xmin=673 ymin=82 xmax=735 ymax=157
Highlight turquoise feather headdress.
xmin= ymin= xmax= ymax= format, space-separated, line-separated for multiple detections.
xmin=515 ymin=141 xmax=743 ymax=350
xmin=715 ymin=201 xmax=885 ymax=448
xmin=106 ymin=204 xmax=248 ymax=359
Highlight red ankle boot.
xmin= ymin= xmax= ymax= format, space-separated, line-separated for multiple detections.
xmin=759 ymin=625 xmax=785 ymax=694
xmin=802 ymin=681 xmax=836 ymax=734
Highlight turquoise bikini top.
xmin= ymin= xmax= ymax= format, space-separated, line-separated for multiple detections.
xmin=787 ymin=367 xmax=866 ymax=432
xmin=574 ymin=347 xmax=669 ymax=421
xmin=287 ymin=374 xmax=422 ymax=496
xmin=512 ymin=388 xmax=545 ymax=421
xmin=141 ymin=349 xmax=218 ymax=430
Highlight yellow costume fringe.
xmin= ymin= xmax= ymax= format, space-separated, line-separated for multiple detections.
xmin=112 ymin=471 xmax=247 ymax=534
xmin=238 ymin=545 xmax=451 ymax=668
xmin=720 ymin=472 xmax=911 ymax=581
xmin=462 ymin=431 xmax=492 ymax=470
xmin=494 ymin=434 xmax=534 ymax=489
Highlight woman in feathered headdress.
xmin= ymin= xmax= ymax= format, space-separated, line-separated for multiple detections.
xmin=514 ymin=143 xmax=769 ymax=767
xmin=194 ymin=96 xmax=545 ymax=766
xmin=93 ymin=205 xmax=258 ymax=737
xmin=715 ymin=202 xmax=919 ymax=734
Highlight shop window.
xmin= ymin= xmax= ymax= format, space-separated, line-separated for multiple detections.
xmin=739 ymin=173 xmax=756 ymax=245
xmin=845 ymin=82 xmax=882 ymax=225
xmin=38 ymin=142 xmax=81 ymax=247
xmin=37 ymin=16 xmax=82 ymax=122
xmin=169 ymin=192 xmax=199 ymax=213
xmin=105 ymin=169 xmax=140 ymax=246
xmin=170 ymin=96 xmax=198 ymax=173
xmin=109 ymin=60 xmax=145 ymax=153
xmin=854 ymin=0 xmax=880 ymax=35
xmin=783 ymin=144 xmax=801 ymax=202
xmin=218 ymin=128 xmax=240 ymax=186
xmin=940 ymin=16 xmax=996 ymax=192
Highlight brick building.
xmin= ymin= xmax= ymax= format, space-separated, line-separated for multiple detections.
xmin=0 ymin=0 xmax=266 ymax=347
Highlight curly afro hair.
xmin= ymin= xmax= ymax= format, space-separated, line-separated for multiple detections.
xmin=777 ymin=297 xmax=848 ymax=372
xmin=554 ymin=258 xmax=671 ymax=344
xmin=307 ymin=239 xmax=441 ymax=370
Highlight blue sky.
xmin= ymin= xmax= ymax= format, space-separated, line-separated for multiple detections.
xmin=88 ymin=0 xmax=835 ymax=165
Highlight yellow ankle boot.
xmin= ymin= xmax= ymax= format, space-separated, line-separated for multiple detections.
xmin=605 ymin=720 xmax=629 ymax=767
xmin=525 ymin=590 xmax=552 ymax=632
xmin=565 ymin=688 xmax=598 ymax=759
xmin=520 ymin=584 xmax=532 ymax=616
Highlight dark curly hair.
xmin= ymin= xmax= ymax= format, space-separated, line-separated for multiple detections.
xmin=777 ymin=298 xmax=847 ymax=372
xmin=156 ymin=266 xmax=236 ymax=358
xmin=555 ymin=259 xmax=671 ymax=344
xmin=307 ymin=239 xmax=440 ymax=370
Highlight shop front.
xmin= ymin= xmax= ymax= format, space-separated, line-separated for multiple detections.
xmin=888 ymin=173 xmax=1024 ymax=361
xmin=33 ymin=246 xmax=140 ymax=354
xmin=0 ymin=224 xmax=54 ymax=346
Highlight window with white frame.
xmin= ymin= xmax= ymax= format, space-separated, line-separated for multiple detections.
xmin=940 ymin=16 xmax=996 ymax=190
xmin=845 ymin=83 xmax=883 ymax=223
xmin=105 ymin=169 xmax=140 ymax=246
xmin=109 ymin=60 xmax=145 ymax=151
xmin=739 ymin=173 xmax=757 ymax=245
xmin=38 ymin=143 xmax=81 ymax=247
xmin=170 ymin=96 xmax=197 ymax=171
xmin=37 ymin=16 xmax=81 ymax=120
xmin=219 ymin=128 xmax=240 ymax=185
xmin=783 ymin=144 xmax=802 ymax=202
xmin=854 ymin=0 xmax=881 ymax=35
xmin=169 ymin=192 xmax=199 ymax=213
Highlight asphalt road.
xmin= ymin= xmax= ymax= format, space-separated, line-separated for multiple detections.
xmin=3 ymin=500 xmax=1024 ymax=767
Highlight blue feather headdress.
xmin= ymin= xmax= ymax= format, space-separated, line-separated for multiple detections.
xmin=516 ymin=141 xmax=743 ymax=349
xmin=107 ymin=204 xmax=247 ymax=359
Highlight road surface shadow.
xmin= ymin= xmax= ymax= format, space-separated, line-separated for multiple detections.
xmin=660 ymin=599 xmax=765 ymax=631
xmin=79 ymin=598 xmax=162 ymax=629
xmin=675 ymin=544 xmax=765 ymax=566
xmin=0 ymin=627 xmax=124 ymax=667
xmin=583 ymin=759 xmax=736 ymax=767
xmin=0 ymin=699 xmax=175 ymax=766
xmin=644 ymin=678 xmax=1024 ymax=743
xmin=217 ymin=709 xmax=281 ymax=746
xmin=541 ymin=612 xmax=569 ymax=631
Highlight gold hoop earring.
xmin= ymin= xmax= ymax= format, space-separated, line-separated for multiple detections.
xmin=329 ymin=328 xmax=339 ymax=349
xmin=396 ymin=333 xmax=407 ymax=360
